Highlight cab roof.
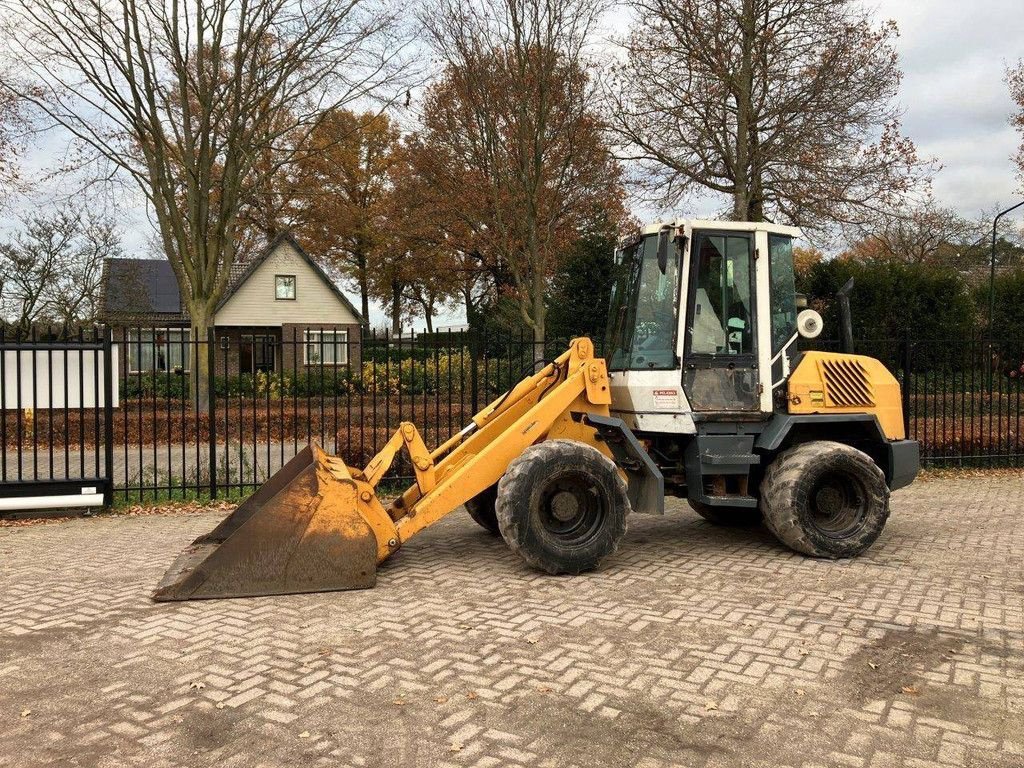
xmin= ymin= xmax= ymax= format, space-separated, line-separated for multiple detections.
xmin=636 ymin=218 xmax=803 ymax=239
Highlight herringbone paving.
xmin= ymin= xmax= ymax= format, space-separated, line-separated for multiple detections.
xmin=1 ymin=475 xmax=1021 ymax=767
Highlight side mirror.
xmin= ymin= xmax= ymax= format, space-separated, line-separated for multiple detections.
xmin=797 ymin=309 xmax=823 ymax=339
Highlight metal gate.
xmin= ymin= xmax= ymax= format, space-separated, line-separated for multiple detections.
xmin=0 ymin=328 xmax=117 ymax=514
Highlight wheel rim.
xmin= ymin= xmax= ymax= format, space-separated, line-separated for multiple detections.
xmin=809 ymin=471 xmax=868 ymax=538
xmin=538 ymin=471 xmax=605 ymax=545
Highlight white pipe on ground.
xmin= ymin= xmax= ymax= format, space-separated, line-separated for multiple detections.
xmin=0 ymin=494 xmax=104 ymax=512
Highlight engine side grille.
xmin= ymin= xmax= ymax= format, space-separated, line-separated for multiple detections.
xmin=820 ymin=358 xmax=875 ymax=407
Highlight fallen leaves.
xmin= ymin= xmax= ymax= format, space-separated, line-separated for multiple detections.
xmin=0 ymin=500 xmax=237 ymax=528
xmin=20 ymin=709 xmax=31 ymax=718
xmin=189 ymin=681 xmax=206 ymax=691
xmin=704 ymin=701 xmax=718 ymax=711
xmin=901 ymin=685 xmax=920 ymax=696
xmin=868 ymin=662 xmax=878 ymax=670
xmin=465 ymin=691 xmax=478 ymax=701
xmin=298 ymin=731 xmax=311 ymax=739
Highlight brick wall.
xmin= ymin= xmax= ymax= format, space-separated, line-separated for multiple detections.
xmin=281 ymin=323 xmax=362 ymax=373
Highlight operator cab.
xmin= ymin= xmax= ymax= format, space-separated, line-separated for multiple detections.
xmin=606 ymin=219 xmax=802 ymax=433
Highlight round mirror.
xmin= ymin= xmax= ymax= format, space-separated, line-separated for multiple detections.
xmin=797 ymin=309 xmax=823 ymax=339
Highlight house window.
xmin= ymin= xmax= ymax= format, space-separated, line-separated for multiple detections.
xmin=275 ymin=275 xmax=296 ymax=300
xmin=304 ymin=329 xmax=348 ymax=366
xmin=127 ymin=328 xmax=190 ymax=373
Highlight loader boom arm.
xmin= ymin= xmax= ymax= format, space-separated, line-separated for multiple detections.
xmin=344 ymin=338 xmax=614 ymax=561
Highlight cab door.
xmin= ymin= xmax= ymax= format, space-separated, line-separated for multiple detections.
xmin=682 ymin=231 xmax=760 ymax=412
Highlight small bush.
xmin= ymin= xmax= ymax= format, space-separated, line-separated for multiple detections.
xmin=122 ymin=372 xmax=191 ymax=399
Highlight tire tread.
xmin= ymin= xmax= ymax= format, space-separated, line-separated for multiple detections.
xmin=760 ymin=440 xmax=889 ymax=558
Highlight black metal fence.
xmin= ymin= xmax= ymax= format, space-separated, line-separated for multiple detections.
xmin=1 ymin=325 xmax=1021 ymax=507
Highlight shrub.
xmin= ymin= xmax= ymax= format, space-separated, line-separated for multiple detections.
xmin=122 ymin=372 xmax=191 ymax=399
xmin=799 ymin=259 xmax=977 ymax=369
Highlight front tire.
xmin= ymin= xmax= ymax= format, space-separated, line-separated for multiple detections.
xmin=688 ymin=501 xmax=762 ymax=527
xmin=760 ymin=441 xmax=890 ymax=558
xmin=496 ymin=440 xmax=629 ymax=575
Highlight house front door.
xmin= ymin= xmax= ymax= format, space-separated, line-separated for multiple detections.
xmin=241 ymin=334 xmax=276 ymax=374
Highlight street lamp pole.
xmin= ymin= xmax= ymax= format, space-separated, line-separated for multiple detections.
xmin=989 ymin=200 xmax=1024 ymax=334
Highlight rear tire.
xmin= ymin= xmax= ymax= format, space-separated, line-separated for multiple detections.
xmin=688 ymin=501 xmax=762 ymax=527
xmin=496 ymin=440 xmax=629 ymax=575
xmin=760 ymin=440 xmax=890 ymax=558
xmin=465 ymin=485 xmax=500 ymax=535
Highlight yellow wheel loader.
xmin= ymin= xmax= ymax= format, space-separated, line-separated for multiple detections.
xmin=153 ymin=220 xmax=919 ymax=601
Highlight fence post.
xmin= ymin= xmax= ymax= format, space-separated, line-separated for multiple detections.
xmin=469 ymin=325 xmax=480 ymax=415
xmin=901 ymin=329 xmax=912 ymax=440
xmin=102 ymin=325 xmax=115 ymax=507
xmin=207 ymin=328 xmax=218 ymax=499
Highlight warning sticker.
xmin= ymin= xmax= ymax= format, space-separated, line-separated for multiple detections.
xmin=653 ymin=388 xmax=679 ymax=410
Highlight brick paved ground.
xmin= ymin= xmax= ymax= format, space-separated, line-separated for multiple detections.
xmin=1 ymin=475 xmax=1022 ymax=768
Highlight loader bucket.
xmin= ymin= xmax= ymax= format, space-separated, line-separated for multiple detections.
xmin=153 ymin=445 xmax=380 ymax=601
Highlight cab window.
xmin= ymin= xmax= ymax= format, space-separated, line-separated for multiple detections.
xmin=768 ymin=235 xmax=798 ymax=353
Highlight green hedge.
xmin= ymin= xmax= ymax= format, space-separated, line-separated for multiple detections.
xmin=120 ymin=352 xmax=511 ymax=400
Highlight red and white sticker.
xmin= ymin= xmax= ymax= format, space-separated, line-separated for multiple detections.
xmin=653 ymin=388 xmax=679 ymax=409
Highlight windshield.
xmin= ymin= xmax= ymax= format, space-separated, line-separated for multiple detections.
xmin=606 ymin=231 xmax=681 ymax=370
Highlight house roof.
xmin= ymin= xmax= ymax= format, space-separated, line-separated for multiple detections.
xmin=217 ymin=232 xmax=363 ymax=323
xmin=101 ymin=258 xmax=183 ymax=316
xmin=100 ymin=233 xmax=363 ymax=325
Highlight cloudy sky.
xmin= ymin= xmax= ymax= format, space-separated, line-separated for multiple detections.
xmin=6 ymin=0 xmax=1024 ymax=329
xmin=874 ymin=0 xmax=1022 ymax=215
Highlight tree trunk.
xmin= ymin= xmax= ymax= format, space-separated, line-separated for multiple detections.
xmin=732 ymin=0 xmax=756 ymax=222
xmin=531 ymin=270 xmax=546 ymax=363
xmin=358 ymin=252 xmax=370 ymax=329
xmin=463 ymin=285 xmax=479 ymax=330
xmin=189 ymin=305 xmax=213 ymax=414
xmin=420 ymin=296 xmax=435 ymax=334
xmin=390 ymin=280 xmax=402 ymax=335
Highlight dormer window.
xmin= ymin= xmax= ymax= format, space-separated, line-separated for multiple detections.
xmin=275 ymin=275 xmax=296 ymax=300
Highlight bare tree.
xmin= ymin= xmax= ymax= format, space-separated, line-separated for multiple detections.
xmin=51 ymin=214 xmax=120 ymax=326
xmin=0 ymin=205 xmax=120 ymax=334
xmin=607 ymin=0 xmax=932 ymax=231
xmin=1010 ymin=60 xmax=1024 ymax=191
xmin=0 ymin=70 xmax=34 ymax=210
xmin=2 ymin=0 xmax=408 ymax=407
xmin=843 ymin=196 xmax=977 ymax=266
xmin=0 ymin=215 xmax=63 ymax=334
xmin=418 ymin=0 xmax=625 ymax=358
